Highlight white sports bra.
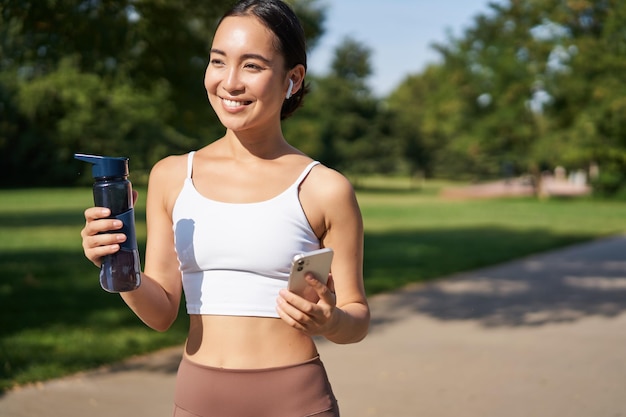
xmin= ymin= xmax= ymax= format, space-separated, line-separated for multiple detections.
xmin=172 ymin=152 xmax=321 ymax=318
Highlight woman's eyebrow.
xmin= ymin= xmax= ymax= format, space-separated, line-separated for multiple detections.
xmin=210 ymin=48 xmax=272 ymax=65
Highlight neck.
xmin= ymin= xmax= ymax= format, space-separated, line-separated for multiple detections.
xmin=223 ymin=127 xmax=293 ymax=161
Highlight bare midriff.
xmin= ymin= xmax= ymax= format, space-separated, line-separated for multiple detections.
xmin=183 ymin=315 xmax=319 ymax=369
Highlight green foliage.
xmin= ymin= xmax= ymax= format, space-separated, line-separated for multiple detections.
xmin=387 ymin=64 xmax=470 ymax=177
xmin=330 ymin=36 xmax=373 ymax=82
xmin=286 ymin=36 xmax=407 ymax=175
xmin=386 ymin=0 xmax=626 ymax=194
xmin=3 ymin=0 xmax=626 ymax=196
xmin=7 ymin=57 xmax=194 ymax=185
xmin=0 ymin=0 xmax=326 ymax=187
xmin=286 ymin=0 xmax=327 ymax=51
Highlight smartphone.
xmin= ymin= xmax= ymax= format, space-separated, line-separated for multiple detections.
xmin=288 ymin=248 xmax=334 ymax=296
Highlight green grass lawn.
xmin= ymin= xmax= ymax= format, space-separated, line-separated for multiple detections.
xmin=2 ymin=183 xmax=626 ymax=391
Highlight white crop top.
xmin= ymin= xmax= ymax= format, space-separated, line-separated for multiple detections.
xmin=172 ymin=152 xmax=321 ymax=318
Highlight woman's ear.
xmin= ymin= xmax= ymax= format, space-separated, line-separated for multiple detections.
xmin=287 ymin=64 xmax=306 ymax=97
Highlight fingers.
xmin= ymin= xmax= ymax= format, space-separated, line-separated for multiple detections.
xmin=276 ymin=274 xmax=336 ymax=335
xmin=276 ymin=292 xmax=315 ymax=333
xmin=81 ymin=207 xmax=125 ymax=267
xmin=84 ymin=207 xmax=110 ymax=222
xmin=311 ymin=273 xmax=336 ymax=304
xmin=326 ymin=274 xmax=336 ymax=293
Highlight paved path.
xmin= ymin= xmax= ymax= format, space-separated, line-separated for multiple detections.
xmin=2 ymin=235 xmax=626 ymax=417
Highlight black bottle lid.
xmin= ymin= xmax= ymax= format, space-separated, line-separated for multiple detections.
xmin=74 ymin=154 xmax=129 ymax=179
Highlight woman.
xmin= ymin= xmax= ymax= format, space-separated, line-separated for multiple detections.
xmin=80 ymin=1 xmax=369 ymax=416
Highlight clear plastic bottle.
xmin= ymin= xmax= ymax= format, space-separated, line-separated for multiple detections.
xmin=75 ymin=154 xmax=142 ymax=292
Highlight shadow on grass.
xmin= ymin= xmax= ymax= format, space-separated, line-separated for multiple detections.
xmin=1 ymin=250 xmax=136 ymax=333
xmin=364 ymin=228 xmax=626 ymax=329
xmin=0 ymin=248 xmax=185 ymax=393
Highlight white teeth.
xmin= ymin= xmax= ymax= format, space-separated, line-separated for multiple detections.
xmin=223 ymin=98 xmax=246 ymax=108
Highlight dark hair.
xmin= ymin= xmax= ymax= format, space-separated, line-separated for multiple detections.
xmin=219 ymin=0 xmax=308 ymax=119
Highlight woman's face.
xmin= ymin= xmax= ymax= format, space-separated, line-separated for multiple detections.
xmin=205 ymin=15 xmax=290 ymax=135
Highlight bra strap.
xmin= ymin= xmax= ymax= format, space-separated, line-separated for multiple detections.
xmin=186 ymin=151 xmax=196 ymax=179
xmin=295 ymin=161 xmax=320 ymax=187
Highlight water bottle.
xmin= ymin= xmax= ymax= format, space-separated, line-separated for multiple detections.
xmin=75 ymin=153 xmax=142 ymax=293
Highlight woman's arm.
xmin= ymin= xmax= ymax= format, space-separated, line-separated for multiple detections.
xmin=120 ymin=157 xmax=184 ymax=331
xmin=276 ymin=166 xmax=370 ymax=344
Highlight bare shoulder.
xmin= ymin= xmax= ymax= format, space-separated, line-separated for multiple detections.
xmin=147 ymin=154 xmax=190 ymax=209
xmin=149 ymin=154 xmax=188 ymax=182
xmin=305 ymin=164 xmax=356 ymax=203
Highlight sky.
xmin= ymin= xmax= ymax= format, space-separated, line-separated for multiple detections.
xmin=308 ymin=0 xmax=502 ymax=97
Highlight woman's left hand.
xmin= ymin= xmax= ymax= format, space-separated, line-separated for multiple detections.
xmin=276 ymin=274 xmax=339 ymax=336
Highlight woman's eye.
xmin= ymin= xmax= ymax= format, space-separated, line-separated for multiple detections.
xmin=210 ymin=58 xmax=224 ymax=66
xmin=244 ymin=63 xmax=263 ymax=70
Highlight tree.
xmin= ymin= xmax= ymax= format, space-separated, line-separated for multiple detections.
xmin=285 ymin=36 xmax=406 ymax=175
xmin=387 ymin=64 xmax=469 ymax=178
xmin=387 ymin=0 xmax=626 ymax=196
xmin=0 ymin=0 xmax=327 ymax=186
xmin=5 ymin=57 xmax=192 ymax=186
xmin=544 ymin=0 xmax=626 ymax=196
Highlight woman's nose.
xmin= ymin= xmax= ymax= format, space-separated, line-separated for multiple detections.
xmin=223 ymin=68 xmax=244 ymax=94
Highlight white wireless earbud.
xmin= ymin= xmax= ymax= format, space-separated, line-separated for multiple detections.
xmin=286 ymin=79 xmax=294 ymax=99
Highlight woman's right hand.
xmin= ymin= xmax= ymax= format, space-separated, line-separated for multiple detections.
xmin=80 ymin=207 xmax=126 ymax=268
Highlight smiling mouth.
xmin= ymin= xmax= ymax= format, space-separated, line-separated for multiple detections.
xmin=222 ymin=98 xmax=253 ymax=108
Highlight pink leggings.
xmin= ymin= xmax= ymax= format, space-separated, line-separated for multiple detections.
xmin=173 ymin=355 xmax=340 ymax=417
